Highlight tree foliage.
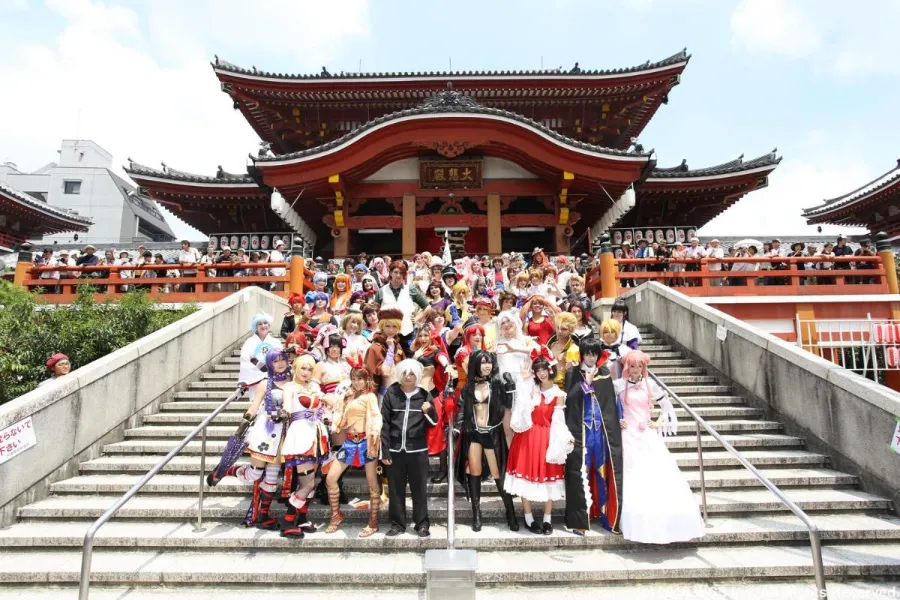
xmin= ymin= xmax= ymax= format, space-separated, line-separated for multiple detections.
xmin=0 ymin=282 xmax=196 ymax=404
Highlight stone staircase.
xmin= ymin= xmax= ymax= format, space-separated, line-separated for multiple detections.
xmin=2 ymin=328 xmax=900 ymax=598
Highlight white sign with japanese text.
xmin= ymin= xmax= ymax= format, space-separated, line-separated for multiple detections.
xmin=0 ymin=416 xmax=37 ymax=465
xmin=891 ymin=418 xmax=900 ymax=455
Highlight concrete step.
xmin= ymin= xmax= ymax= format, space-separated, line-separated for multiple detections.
xmin=110 ymin=432 xmax=804 ymax=453
xmin=667 ymin=385 xmax=732 ymax=395
xmin=79 ymin=449 xmax=828 ymax=475
xmin=146 ymin=406 xmax=765 ymax=424
xmin=201 ymin=372 xmax=239 ymax=380
xmin=3 ymin=543 xmax=900 ymax=585
xmin=632 ymin=344 xmax=673 ymax=352
xmin=125 ymin=420 xmax=779 ymax=439
xmin=3 ymin=582 xmax=900 ymax=600
xmin=170 ymin=392 xmax=749 ymax=406
xmin=56 ymin=467 xmax=857 ymax=495
xmin=640 ymin=350 xmax=682 ymax=359
xmin=17 ymin=488 xmax=892 ymax=521
xmin=647 ymin=366 xmax=706 ymax=375
xmin=4 ymin=513 xmax=900 ymax=551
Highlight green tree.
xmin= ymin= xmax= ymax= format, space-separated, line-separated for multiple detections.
xmin=0 ymin=282 xmax=196 ymax=404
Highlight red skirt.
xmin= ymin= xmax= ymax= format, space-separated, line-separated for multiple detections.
xmin=426 ymin=394 xmax=446 ymax=455
xmin=504 ymin=423 xmax=565 ymax=501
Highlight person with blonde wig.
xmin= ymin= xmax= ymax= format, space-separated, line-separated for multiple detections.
xmin=548 ymin=312 xmax=581 ymax=389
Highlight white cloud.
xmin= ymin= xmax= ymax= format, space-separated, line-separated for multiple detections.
xmin=730 ymin=0 xmax=821 ymax=58
xmin=0 ymin=0 xmax=370 ymax=241
xmin=730 ymin=0 xmax=900 ymax=76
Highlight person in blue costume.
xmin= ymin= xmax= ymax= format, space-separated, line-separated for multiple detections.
xmin=563 ymin=336 xmax=623 ymax=535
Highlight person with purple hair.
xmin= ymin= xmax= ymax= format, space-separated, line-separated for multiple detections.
xmin=207 ymin=348 xmax=291 ymax=530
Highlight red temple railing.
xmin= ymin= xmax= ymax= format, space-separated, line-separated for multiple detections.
xmin=20 ymin=261 xmax=315 ymax=304
xmin=586 ymin=256 xmax=890 ymax=299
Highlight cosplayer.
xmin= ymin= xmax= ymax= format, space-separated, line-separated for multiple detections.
xmin=329 ymin=273 xmax=353 ymax=316
xmin=496 ymin=309 xmax=539 ymax=445
xmin=239 ymin=313 xmax=283 ymax=395
xmin=468 ymin=296 xmax=497 ymax=351
xmin=456 ymin=350 xmax=518 ymax=532
xmin=342 ymin=312 xmax=371 ymax=366
xmin=364 ymin=308 xmax=406 ymax=392
xmin=412 ymin=325 xmax=457 ymax=481
xmin=280 ymin=294 xmax=308 ymax=339
xmin=207 ymin=349 xmax=291 ymax=530
xmin=373 ymin=259 xmax=430 ymax=347
xmin=446 ymin=281 xmax=471 ymax=328
xmin=547 ymin=311 xmax=581 ymax=389
xmin=325 ymin=368 xmax=383 ymax=537
xmin=381 ymin=359 xmax=439 ymax=537
xmin=567 ymin=301 xmax=595 ymax=341
xmin=599 ymin=318 xmax=630 ymax=378
xmin=308 ymin=292 xmax=338 ymax=329
xmin=426 ymin=281 xmax=452 ymax=313
xmin=616 ymin=351 xmax=704 ymax=543
xmin=312 ymin=328 xmax=352 ymax=404
xmin=505 ymin=352 xmax=568 ymax=534
xmin=563 ymin=336 xmax=623 ymax=535
xmin=361 ymin=303 xmax=379 ymax=340
xmin=519 ymin=295 xmax=559 ymax=346
xmin=610 ymin=299 xmax=642 ymax=350
xmin=279 ymin=353 xmax=330 ymax=537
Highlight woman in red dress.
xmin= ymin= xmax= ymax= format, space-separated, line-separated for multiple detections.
xmin=519 ymin=296 xmax=559 ymax=346
xmin=504 ymin=354 xmax=566 ymax=534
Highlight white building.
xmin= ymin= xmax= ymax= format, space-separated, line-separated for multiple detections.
xmin=0 ymin=140 xmax=175 ymax=245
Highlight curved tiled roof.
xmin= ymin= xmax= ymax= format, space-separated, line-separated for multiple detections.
xmin=254 ymin=89 xmax=653 ymax=164
xmin=649 ymin=150 xmax=781 ymax=179
xmin=124 ymin=160 xmax=257 ymax=185
xmin=803 ymin=160 xmax=900 ymax=217
xmin=0 ymin=181 xmax=92 ymax=227
xmin=212 ymin=50 xmax=690 ymax=81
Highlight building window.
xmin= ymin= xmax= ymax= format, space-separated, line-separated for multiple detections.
xmin=64 ymin=181 xmax=81 ymax=194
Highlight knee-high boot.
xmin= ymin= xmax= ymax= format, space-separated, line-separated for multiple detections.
xmin=467 ymin=475 xmax=483 ymax=532
xmin=243 ymin=480 xmax=262 ymax=528
xmin=501 ymin=491 xmax=520 ymax=532
xmin=280 ymin=504 xmax=304 ymax=539
xmin=359 ymin=487 xmax=380 ymax=538
xmin=256 ymin=487 xmax=280 ymax=530
xmin=431 ymin=452 xmax=448 ymax=484
xmin=325 ymin=485 xmax=345 ymax=534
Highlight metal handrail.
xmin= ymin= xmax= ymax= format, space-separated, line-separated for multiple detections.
xmin=648 ymin=371 xmax=826 ymax=596
xmin=446 ymin=394 xmax=456 ymax=550
xmin=78 ymin=385 xmax=247 ymax=599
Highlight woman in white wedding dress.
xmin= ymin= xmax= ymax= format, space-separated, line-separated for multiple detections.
xmin=615 ymin=350 xmax=704 ymax=544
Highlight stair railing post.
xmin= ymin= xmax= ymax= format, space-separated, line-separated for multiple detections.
xmin=194 ymin=424 xmax=208 ymax=532
xmin=695 ymin=420 xmax=708 ymax=524
xmin=447 ymin=408 xmax=455 ymax=550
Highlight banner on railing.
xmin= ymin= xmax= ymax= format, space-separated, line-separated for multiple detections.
xmin=610 ymin=226 xmax=698 ymax=256
xmin=209 ymin=232 xmax=294 ymax=253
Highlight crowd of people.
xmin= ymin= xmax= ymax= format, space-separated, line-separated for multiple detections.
xmin=200 ymin=247 xmax=705 ymax=543
xmin=619 ymin=234 xmax=883 ymax=287
xmin=30 ymin=239 xmax=289 ymax=293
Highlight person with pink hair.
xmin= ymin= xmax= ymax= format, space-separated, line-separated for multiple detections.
xmin=614 ymin=350 xmax=704 ymax=544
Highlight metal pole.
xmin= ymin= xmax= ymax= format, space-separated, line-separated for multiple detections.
xmin=695 ymin=420 xmax=707 ymax=524
xmin=194 ymin=425 xmax=208 ymax=532
xmin=446 ymin=405 xmax=456 ymax=550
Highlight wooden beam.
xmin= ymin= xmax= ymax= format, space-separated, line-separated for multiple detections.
xmin=402 ymin=193 xmax=416 ymax=257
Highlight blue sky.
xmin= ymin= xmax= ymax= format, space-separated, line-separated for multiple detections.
xmin=1 ymin=0 xmax=897 ymax=241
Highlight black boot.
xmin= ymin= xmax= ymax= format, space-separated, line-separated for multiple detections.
xmin=431 ymin=452 xmax=448 ymax=484
xmin=467 ymin=475 xmax=483 ymax=532
xmin=501 ymin=492 xmax=519 ymax=532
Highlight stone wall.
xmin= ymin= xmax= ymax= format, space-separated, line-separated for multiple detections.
xmin=0 ymin=287 xmax=288 ymax=526
xmin=622 ymin=282 xmax=900 ymax=511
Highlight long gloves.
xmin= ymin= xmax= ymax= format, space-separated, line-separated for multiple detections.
xmin=656 ymin=395 xmax=678 ymax=436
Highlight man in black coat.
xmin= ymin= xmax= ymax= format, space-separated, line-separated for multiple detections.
xmin=381 ymin=359 xmax=439 ymax=537
xmin=563 ymin=337 xmax=623 ymax=535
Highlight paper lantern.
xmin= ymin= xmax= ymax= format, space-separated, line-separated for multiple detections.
xmin=886 ymin=346 xmax=900 ymax=368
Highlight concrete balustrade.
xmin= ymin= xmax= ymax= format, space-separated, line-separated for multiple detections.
xmin=622 ymin=282 xmax=900 ymax=512
xmin=0 ymin=286 xmax=288 ymax=526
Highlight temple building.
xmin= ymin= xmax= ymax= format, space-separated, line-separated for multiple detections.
xmin=803 ymin=160 xmax=900 ymax=244
xmin=126 ymin=50 xmax=780 ymax=257
xmin=0 ymin=181 xmax=91 ymax=253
